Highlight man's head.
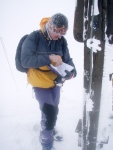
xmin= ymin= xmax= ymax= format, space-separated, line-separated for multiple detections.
xmin=47 ymin=13 xmax=68 ymax=40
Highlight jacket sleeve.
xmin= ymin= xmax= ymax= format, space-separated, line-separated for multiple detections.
xmin=21 ymin=32 xmax=51 ymax=68
xmin=62 ymin=37 xmax=77 ymax=77
xmin=62 ymin=37 xmax=75 ymax=68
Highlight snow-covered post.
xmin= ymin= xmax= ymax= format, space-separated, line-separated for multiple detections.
xmin=109 ymin=73 xmax=113 ymax=112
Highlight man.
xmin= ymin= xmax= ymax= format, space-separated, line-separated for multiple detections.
xmin=21 ymin=13 xmax=77 ymax=150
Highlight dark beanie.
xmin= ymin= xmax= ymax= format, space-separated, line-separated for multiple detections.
xmin=50 ymin=13 xmax=68 ymax=28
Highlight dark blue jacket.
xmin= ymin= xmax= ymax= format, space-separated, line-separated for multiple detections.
xmin=21 ymin=30 xmax=75 ymax=70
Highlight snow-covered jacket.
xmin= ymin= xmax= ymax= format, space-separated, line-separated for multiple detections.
xmin=21 ymin=30 xmax=75 ymax=68
xmin=21 ymin=30 xmax=75 ymax=88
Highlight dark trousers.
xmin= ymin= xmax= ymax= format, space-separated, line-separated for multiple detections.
xmin=33 ymin=86 xmax=60 ymax=145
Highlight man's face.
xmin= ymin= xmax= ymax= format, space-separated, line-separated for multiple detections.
xmin=48 ymin=24 xmax=67 ymax=40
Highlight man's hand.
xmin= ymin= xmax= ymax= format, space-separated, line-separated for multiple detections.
xmin=64 ymin=69 xmax=77 ymax=80
xmin=49 ymin=55 xmax=62 ymax=66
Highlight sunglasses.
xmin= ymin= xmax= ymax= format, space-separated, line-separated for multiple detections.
xmin=49 ymin=23 xmax=67 ymax=36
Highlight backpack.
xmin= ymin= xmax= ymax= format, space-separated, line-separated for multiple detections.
xmin=15 ymin=31 xmax=40 ymax=73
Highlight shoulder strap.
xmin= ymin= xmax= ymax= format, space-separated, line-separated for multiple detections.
xmin=34 ymin=30 xmax=40 ymax=40
xmin=33 ymin=30 xmax=41 ymax=52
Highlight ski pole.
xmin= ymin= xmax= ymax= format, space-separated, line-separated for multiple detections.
xmin=0 ymin=37 xmax=18 ymax=91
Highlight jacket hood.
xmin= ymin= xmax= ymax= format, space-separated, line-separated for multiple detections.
xmin=40 ymin=17 xmax=50 ymax=31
